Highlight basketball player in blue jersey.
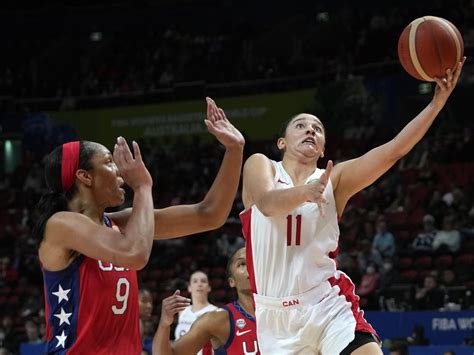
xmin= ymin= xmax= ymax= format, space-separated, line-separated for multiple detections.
xmin=33 ymin=97 xmax=245 ymax=354
xmin=153 ymin=247 xmax=259 ymax=355
xmin=241 ymin=59 xmax=465 ymax=355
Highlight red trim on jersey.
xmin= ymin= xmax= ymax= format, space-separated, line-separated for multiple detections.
xmin=240 ymin=209 xmax=257 ymax=295
xmin=328 ymin=273 xmax=378 ymax=336
xmin=328 ymin=245 xmax=339 ymax=263
xmin=202 ymin=341 xmax=213 ymax=355
xmin=43 ymin=286 xmax=52 ymax=341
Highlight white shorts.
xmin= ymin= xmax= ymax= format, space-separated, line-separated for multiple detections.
xmin=254 ymin=280 xmax=357 ymax=355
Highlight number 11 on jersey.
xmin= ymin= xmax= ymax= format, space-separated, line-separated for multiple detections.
xmin=286 ymin=214 xmax=302 ymax=246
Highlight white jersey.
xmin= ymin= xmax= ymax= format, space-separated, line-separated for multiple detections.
xmin=174 ymin=304 xmax=218 ymax=351
xmin=240 ymin=160 xmax=339 ymax=297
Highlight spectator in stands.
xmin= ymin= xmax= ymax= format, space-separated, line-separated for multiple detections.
xmin=372 ymin=218 xmax=396 ymax=259
xmin=433 ymin=215 xmax=461 ymax=253
xmin=0 ymin=315 xmax=19 ymax=354
xmin=385 ymin=184 xmax=411 ymax=213
xmin=440 ymin=269 xmax=458 ymax=288
xmin=414 ymin=275 xmax=445 ymax=310
xmin=378 ymin=258 xmax=398 ymax=292
xmin=426 ymin=190 xmax=449 ymax=224
xmin=357 ymin=239 xmax=383 ymax=275
xmin=460 ymin=207 xmax=474 ymax=237
xmin=216 ymin=233 xmax=245 ymax=258
xmin=357 ymin=263 xmax=380 ymax=296
xmin=407 ymin=324 xmax=430 ymax=346
xmin=411 ymin=214 xmax=437 ymax=254
xmin=22 ymin=319 xmax=43 ymax=344
xmin=356 ymin=263 xmax=380 ymax=309
xmin=139 ymin=288 xmax=153 ymax=355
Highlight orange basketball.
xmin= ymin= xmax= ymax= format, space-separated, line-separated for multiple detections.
xmin=398 ymin=16 xmax=464 ymax=81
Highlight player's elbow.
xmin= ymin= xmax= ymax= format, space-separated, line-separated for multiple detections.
xmin=197 ymin=203 xmax=229 ymax=231
xmin=203 ymin=212 xmax=227 ymax=230
xmin=128 ymin=252 xmax=150 ymax=270
xmin=254 ymin=201 xmax=277 ymax=217
xmin=127 ymin=244 xmax=152 ymax=270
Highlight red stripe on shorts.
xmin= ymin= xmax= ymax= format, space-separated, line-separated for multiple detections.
xmin=328 ymin=272 xmax=378 ymax=337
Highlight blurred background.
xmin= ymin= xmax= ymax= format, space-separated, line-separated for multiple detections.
xmin=0 ymin=0 xmax=473 ymax=354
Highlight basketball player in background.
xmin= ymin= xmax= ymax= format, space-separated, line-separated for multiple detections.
xmin=240 ymin=59 xmax=465 ymax=354
xmin=33 ymin=97 xmax=245 ymax=354
xmin=153 ymin=247 xmax=259 ymax=355
xmin=139 ymin=288 xmax=154 ymax=354
xmin=174 ymin=271 xmax=218 ymax=355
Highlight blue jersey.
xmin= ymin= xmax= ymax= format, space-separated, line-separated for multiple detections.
xmin=215 ymin=302 xmax=259 ymax=355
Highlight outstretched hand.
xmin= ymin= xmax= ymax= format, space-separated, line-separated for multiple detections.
xmin=432 ymin=57 xmax=466 ymax=110
xmin=113 ymin=136 xmax=153 ymax=191
xmin=159 ymin=290 xmax=191 ymax=327
xmin=205 ymin=97 xmax=245 ymax=150
xmin=305 ymin=160 xmax=333 ymax=217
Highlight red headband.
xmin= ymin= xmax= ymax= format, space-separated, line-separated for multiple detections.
xmin=61 ymin=141 xmax=80 ymax=192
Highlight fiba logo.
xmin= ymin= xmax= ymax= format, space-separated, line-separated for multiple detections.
xmin=236 ymin=318 xmax=246 ymax=329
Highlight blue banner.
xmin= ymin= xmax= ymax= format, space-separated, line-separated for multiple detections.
xmin=365 ymin=311 xmax=474 ymax=345
xmin=409 ymin=345 xmax=474 ymax=355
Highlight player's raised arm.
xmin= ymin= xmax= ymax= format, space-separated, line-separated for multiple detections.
xmin=331 ymin=58 xmax=465 ymax=216
xmin=110 ymin=98 xmax=245 ymax=239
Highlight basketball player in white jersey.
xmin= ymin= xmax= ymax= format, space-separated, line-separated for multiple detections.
xmin=174 ymin=271 xmax=218 ymax=355
xmin=241 ymin=59 xmax=465 ymax=355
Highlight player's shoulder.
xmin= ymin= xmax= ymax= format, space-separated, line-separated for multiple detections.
xmin=243 ymin=154 xmax=275 ymax=176
xmin=245 ymin=153 xmax=272 ymax=166
xmin=48 ymin=210 xmax=83 ymax=224
xmin=45 ymin=211 xmax=88 ymax=239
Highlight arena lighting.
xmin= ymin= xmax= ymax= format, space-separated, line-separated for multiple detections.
xmin=90 ymin=31 xmax=103 ymax=42
xmin=418 ymin=82 xmax=432 ymax=94
xmin=4 ymin=139 xmax=13 ymax=173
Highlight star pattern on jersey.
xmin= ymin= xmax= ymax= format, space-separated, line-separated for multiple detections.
xmin=55 ymin=330 xmax=67 ymax=349
xmin=52 ymin=284 xmax=70 ymax=303
xmin=54 ymin=307 xmax=72 ymax=326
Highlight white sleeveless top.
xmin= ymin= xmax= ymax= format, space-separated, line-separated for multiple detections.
xmin=174 ymin=303 xmax=218 ymax=340
xmin=240 ymin=160 xmax=340 ymax=297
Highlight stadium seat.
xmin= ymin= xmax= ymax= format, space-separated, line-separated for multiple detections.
xmin=455 ymin=254 xmax=474 ymax=266
xmin=399 ymin=256 xmax=414 ymax=269
xmin=413 ymin=256 xmax=432 ymax=269
xmin=433 ymin=255 xmax=454 ymax=268
xmin=385 ymin=211 xmax=408 ymax=228
xmin=400 ymin=270 xmax=418 ymax=282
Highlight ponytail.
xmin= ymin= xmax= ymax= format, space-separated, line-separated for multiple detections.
xmin=31 ymin=191 xmax=69 ymax=244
